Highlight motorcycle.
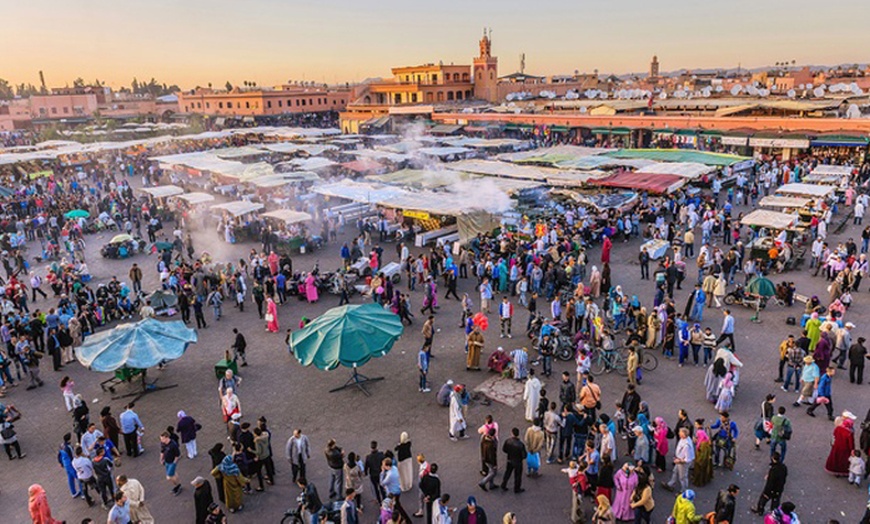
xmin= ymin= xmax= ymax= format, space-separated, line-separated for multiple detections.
xmin=281 ymin=495 xmax=342 ymax=524
xmin=723 ymin=284 xmax=784 ymax=309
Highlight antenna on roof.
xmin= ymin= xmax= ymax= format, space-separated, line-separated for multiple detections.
xmin=520 ymin=53 xmax=526 ymax=75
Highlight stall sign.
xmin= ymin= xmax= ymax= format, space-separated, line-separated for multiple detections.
xmin=749 ymin=138 xmax=810 ymax=149
xmin=404 ymin=210 xmax=431 ymax=220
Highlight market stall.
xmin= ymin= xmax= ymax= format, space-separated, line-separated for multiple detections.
xmin=741 ymin=209 xmax=801 ymax=267
xmin=262 ymin=209 xmax=316 ymax=254
xmin=775 ymin=183 xmax=835 ymax=199
xmin=210 ymin=201 xmax=265 ymax=243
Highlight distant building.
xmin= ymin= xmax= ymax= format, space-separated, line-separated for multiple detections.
xmin=176 ymin=85 xmax=350 ymax=116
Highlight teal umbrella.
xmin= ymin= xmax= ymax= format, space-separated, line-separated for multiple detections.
xmin=747 ymin=276 xmax=776 ymax=297
xmin=64 ymin=209 xmax=90 ymax=219
xmin=154 ymin=241 xmax=174 ymax=251
xmin=291 ymin=303 xmax=403 ymax=394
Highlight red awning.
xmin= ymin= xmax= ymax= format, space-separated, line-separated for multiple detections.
xmin=341 ymin=159 xmax=385 ymax=174
xmin=596 ymin=171 xmax=684 ymax=194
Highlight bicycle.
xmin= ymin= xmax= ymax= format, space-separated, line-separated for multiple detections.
xmin=590 ymin=347 xmax=628 ymax=376
xmin=617 ymin=346 xmax=659 ymax=371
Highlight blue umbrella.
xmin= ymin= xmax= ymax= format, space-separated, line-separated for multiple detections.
xmin=76 ymin=319 xmax=197 ymax=372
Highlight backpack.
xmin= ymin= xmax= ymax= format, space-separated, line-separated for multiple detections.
xmin=781 ymin=419 xmax=793 ymax=441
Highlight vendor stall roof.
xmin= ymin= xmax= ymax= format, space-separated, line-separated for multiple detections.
xmin=552 ymin=156 xmax=656 ymax=171
xmin=341 ymin=158 xmax=386 ymax=174
xmin=213 ymin=146 xmax=268 ymax=159
xmin=595 ymin=171 xmax=684 ymax=194
xmin=287 ymin=157 xmax=337 ymax=171
xmin=366 ymin=168 xmax=539 ymax=192
xmin=210 ymin=201 xmax=265 ymax=217
xmin=313 ymin=179 xmax=518 ymax=216
xmin=740 ymin=209 xmax=797 ymax=230
xmin=416 ymin=146 xmax=474 ymax=158
xmin=173 ymin=192 xmax=215 ymax=205
xmin=758 ymin=195 xmax=812 ymax=209
xmin=776 ymin=183 xmax=835 ymax=198
xmin=634 ymin=162 xmax=715 ymax=179
xmin=246 ymin=172 xmax=320 ymax=187
xmin=262 ymin=209 xmax=312 ymax=224
xmin=138 ymin=185 xmax=184 ymax=198
xmin=497 ymin=145 xmax=615 ymax=165
xmin=260 ymin=143 xmax=339 ymax=156
xmin=809 ymin=165 xmax=854 ymax=176
xmin=603 ymin=149 xmax=750 ymax=167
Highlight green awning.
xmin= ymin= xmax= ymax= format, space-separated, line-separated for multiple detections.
xmin=653 ymin=129 xmax=674 ymax=135
xmin=590 ymin=127 xmax=611 ymax=135
xmin=700 ymin=130 xmax=724 ymax=137
xmin=518 ymin=124 xmax=535 ymax=130
xmin=675 ymin=129 xmax=699 ymax=136
xmin=610 ymin=127 xmax=631 ymax=136
xmin=810 ymin=135 xmax=869 ymax=147
xmin=550 ymin=125 xmax=572 ymax=133
xmin=504 ymin=123 xmax=520 ymax=130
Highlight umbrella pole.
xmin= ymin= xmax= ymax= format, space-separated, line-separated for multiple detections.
xmin=329 ymin=366 xmax=384 ymax=396
xmin=113 ymin=368 xmax=179 ymax=401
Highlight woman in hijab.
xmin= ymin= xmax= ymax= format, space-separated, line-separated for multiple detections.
xmin=612 ymin=462 xmax=638 ymax=521
xmin=691 ymin=418 xmax=713 ymax=487
xmin=825 ymin=412 xmax=857 ymax=477
xmin=208 ymin=443 xmax=226 ymax=504
xmin=589 ymin=266 xmax=601 ymax=298
xmin=395 ymin=432 xmax=413 ymax=492
xmin=304 ymin=272 xmax=319 ymax=303
xmin=652 ymin=417 xmax=670 ymax=473
xmin=806 ymin=311 xmax=822 ymax=351
xmin=28 ymin=484 xmax=62 ymax=524
xmin=265 ymin=297 xmax=279 ymax=333
xmin=715 ymin=373 xmax=735 ymax=414
xmin=211 ymin=454 xmax=247 ymax=513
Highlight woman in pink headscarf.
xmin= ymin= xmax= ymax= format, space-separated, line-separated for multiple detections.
xmin=265 ymin=297 xmax=279 ymax=333
xmin=653 ymin=417 xmax=670 ymax=473
xmin=28 ymin=484 xmax=62 ymax=524
xmin=267 ymin=251 xmax=279 ymax=276
xmin=692 ymin=419 xmax=714 ymax=486
xmin=825 ymin=414 xmax=856 ymax=476
xmin=304 ymin=272 xmax=319 ymax=303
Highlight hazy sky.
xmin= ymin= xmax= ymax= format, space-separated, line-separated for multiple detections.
xmin=3 ymin=0 xmax=867 ymax=90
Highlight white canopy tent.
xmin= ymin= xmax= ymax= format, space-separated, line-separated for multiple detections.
xmin=172 ymin=192 xmax=215 ymax=205
xmin=138 ymin=185 xmax=184 ymax=198
xmin=741 ymin=209 xmax=798 ymax=230
xmin=262 ymin=209 xmax=312 ymax=224
xmin=776 ymin=183 xmax=835 ymax=198
xmin=758 ymin=195 xmax=812 ymax=209
xmin=210 ymin=201 xmax=265 ymax=217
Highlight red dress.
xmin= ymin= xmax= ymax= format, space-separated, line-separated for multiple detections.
xmin=825 ymin=419 xmax=855 ymax=476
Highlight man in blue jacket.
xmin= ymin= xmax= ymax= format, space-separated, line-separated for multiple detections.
xmin=806 ymin=366 xmax=836 ymax=421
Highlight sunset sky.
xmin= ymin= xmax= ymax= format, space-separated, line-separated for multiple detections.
xmin=2 ymin=0 xmax=867 ymax=90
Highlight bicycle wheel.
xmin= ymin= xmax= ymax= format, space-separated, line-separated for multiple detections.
xmin=590 ymin=353 xmax=607 ymax=376
xmin=642 ymin=352 xmax=658 ymax=371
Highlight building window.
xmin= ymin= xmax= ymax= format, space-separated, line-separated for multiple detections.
xmin=432 ymin=74 xmax=438 ymax=83
xmin=462 ymin=73 xmax=469 ymax=82
xmin=453 ymin=73 xmax=459 ymax=82
xmin=197 ymin=102 xmax=201 ymax=109
xmin=219 ymin=102 xmax=223 ymax=109
xmin=51 ymin=107 xmax=57 ymax=114
xmin=411 ymin=93 xmax=418 ymax=103
xmin=447 ymin=92 xmax=454 ymax=101
xmin=278 ymin=100 xmax=282 ymax=107
xmin=478 ymin=72 xmax=482 ymax=80
xmin=394 ymin=94 xmax=401 ymax=104
xmin=456 ymin=91 xmax=463 ymax=100
xmin=301 ymin=99 xmax=306 ymax=106
xmin=267 ymin=101 xmax=272 ymax=108
xmin=63 ymin=107 xmax=69 ymax=114
xmin=246 ymin=101 xmax=250 ymax=108
xmin=490 ymin=72 xmax=494 ymax=80
xmin=309 ymin=99 xmax=313 ymax=105
xmin=296 ymin=100 xmax=300 ymax=106
xmin=437 ymin=92 xmax=444 ymax=102
xmin=206 ymin=102 xmax=210 ymax=109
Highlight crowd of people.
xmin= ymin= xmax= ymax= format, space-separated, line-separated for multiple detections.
xmin=1 ymin=124 xmax=869 ymax=524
